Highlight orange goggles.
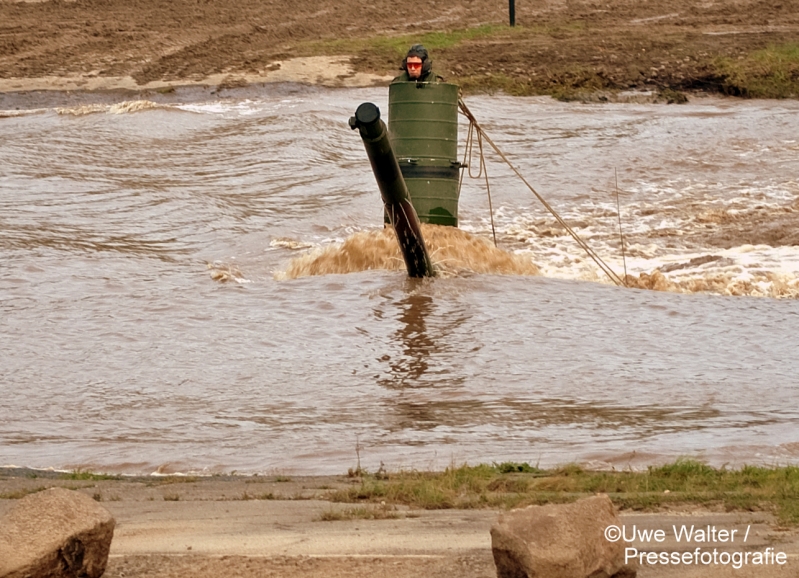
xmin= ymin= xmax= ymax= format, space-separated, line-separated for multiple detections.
xmin=406 ymin=61 xmax=423 ymax=69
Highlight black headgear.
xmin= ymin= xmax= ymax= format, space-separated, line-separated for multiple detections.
xmin=401 ymin=44 xmax=433 ymax=77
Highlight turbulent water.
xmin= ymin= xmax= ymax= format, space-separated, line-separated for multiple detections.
xmin=1 ymin=85 xmax=798 ymax=475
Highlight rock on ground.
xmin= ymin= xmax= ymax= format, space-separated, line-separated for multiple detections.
xmin=0 ymin=487 xmax=115 ymax=578
xmin=491 ymin=494 xmax=636 ymax=578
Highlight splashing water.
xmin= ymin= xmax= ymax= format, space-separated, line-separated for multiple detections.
xmin=626 ymin=268 xmax=799 ymax=298
xmin=56 ymin=100 xmax=166 ymax=116
xmin=276 ymin=224 xmax=541 ymax=279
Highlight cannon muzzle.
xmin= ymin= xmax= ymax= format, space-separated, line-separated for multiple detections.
xmin=350 ymin=103 xmax=434 ymax=278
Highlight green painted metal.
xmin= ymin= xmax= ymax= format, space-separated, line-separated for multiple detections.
xmin=388 ymin=82 xmax=460 ymax=227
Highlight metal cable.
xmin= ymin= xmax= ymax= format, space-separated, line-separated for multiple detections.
xmin=459 ymin=119 xmax=498 ymax=246
xmin=458 ymin=98 xmax=625 ymax=287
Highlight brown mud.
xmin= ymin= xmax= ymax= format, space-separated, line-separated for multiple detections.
xmin=1 ymin=0 xmax=797 ymax=98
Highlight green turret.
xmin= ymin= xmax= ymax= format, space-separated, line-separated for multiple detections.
xmin=388 ymin=81 xmax=461 ymax=226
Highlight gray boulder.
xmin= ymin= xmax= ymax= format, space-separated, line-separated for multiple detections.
xmin=0 ymin=487 xmax=115 ymax=578
xmin=491 ymin=494 xmax=636 ymax=578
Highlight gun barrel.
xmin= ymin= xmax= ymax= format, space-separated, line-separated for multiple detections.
xmin=349 ymin=103 xmax=435 ymax=278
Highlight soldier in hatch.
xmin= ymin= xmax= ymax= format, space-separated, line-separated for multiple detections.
xmin=392 ymin=44 xmax=443 ymax=83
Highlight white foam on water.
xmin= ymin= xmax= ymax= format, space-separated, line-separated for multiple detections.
xmin=55 ymin=100 xmax=167 ymax=116
xmin=269 ymin=237 xmax=316 ymax=250
xmin=176 ymin=98 xmax=298 ymax=116
xmin=108 ymin=100 xmax=163 ymax=114
xmin=457 ymin=171 xmax=799 ymax=297
xmin=207 ymin=261 xmax=252 ymax=284
xmin=0 ymin=108 xmax=49 ymax=118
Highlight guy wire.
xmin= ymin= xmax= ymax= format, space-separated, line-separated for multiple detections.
xmin=459 ymin=114 xmax=498 ymax=246
xmin=615 ymin=168 xmax=629 ymax=287
xmin=458 ymin=98 xmax=625 ymax=287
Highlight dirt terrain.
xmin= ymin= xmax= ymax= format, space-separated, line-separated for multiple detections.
xmin=1 ymin=0 xmax=797 ymax=97
xmin=2 ymin=469 xmax=798 ymax=578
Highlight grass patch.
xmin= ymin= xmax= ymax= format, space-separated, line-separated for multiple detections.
xmin=60 ymin=469 xmax=121 ymax=481
xmin=319 ymin=504 xmax=403 ymax=521
xmin=0 ymin=487 xmax=47 ymax=499
xmin=494 ymin=461 xmax=545 ymax=474
xmin=234 ymin=491 xmax=276 ymax=500
xmin=92 ymin=491 xmax=121 ymax=502
xmin=329 ymin=460 xmax=799 ymax=524
xmin=145 ymin=476 xmax=199 ymax=486
xmin=715 ymin=43 xmax=799 ymax=98
xmin=408 ymin=25 xmax=522 ymax=51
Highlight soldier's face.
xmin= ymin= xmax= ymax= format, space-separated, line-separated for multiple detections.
xmin=406 ymin=57 xmax=423 ymax=79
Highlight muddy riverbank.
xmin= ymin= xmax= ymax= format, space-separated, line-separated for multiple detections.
xmin=1 ymin=0 xmax=797 ymax=98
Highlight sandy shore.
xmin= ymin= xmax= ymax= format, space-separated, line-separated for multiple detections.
xmin=0 ymin=56 xmax=392 ymax=94
xmin=2 ymin=469 xmax=798 ymax=577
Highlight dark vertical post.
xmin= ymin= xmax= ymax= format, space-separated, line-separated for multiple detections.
xmin=509 ymin=0 xmax=516 ymax=26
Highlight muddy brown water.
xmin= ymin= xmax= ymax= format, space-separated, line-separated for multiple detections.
xmin=1 ymin=85 xmax=798 ymax=475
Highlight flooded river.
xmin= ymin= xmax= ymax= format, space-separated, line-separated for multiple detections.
xmin=1 ymin=85 xmax=798 ymax=475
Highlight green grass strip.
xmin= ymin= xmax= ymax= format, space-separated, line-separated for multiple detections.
xmin=332 ymin=459 xmax=799 ymax=524
xmin=715 ymin=43 xmax=799 ymax=98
